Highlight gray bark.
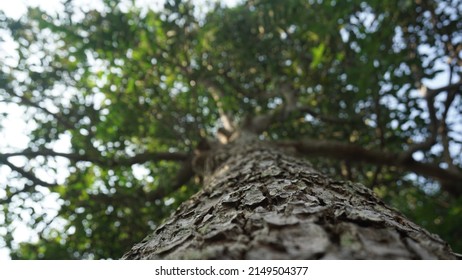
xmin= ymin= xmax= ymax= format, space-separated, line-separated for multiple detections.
xmin=122 ymin=134 xmax=455 ymax=259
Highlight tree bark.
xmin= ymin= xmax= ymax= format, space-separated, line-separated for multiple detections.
xmin=122 ymin=133 xmax=455 ymax=259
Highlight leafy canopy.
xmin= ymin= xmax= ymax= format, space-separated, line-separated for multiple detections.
xmin=0 ymin=0 xmax=461 ymax=258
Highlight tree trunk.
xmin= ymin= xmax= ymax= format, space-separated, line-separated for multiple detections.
xmin=122 ymin=133 xmax=455 ymax=259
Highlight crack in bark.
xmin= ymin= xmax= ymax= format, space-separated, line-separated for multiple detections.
xmin=122 ymin=136 xmax=455 ymax=259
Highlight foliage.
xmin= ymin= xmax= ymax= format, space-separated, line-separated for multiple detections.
xmin=0 ymin=0 xmax=461 ymax=258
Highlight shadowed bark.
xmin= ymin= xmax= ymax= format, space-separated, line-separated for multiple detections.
xmin=122 ymin=132 xmax=455 ymax=259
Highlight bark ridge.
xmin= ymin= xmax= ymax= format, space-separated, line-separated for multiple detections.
xmin=122 ymin=140 xmax=455 ymax=259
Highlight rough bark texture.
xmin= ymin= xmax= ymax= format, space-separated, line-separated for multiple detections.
xmin=122 ymin=135 xmax=455 ymax=259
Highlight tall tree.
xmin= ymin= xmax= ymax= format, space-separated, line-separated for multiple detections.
xmin=0 ymin=0 xmax=461 ymax=259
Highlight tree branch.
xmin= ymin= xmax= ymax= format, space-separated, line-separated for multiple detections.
xmin=241 ymin=82 xmax=358 ymax=134
xmin=403 ymin=93 xmax=439 ymax=159
xmin=404 ymin=80 xmax=462 ymax=160
xmin=440 ymin=68 xmax=459 ymax=171
xmin=1 ymin=149 xmax=189 ymax=166
xmin=0 ymin=149 xmax=192 ymax=203
xmin=425 ymin=80 xmax=462 ymax=99
xmin=79 ymin=157 xmax=195 ymax=206
xmin=201 ymin=79 xmax=236 ymax=133
xmin=114 ymin=151 xmax=190 ymax=166
xmin=0 ymin=158 xmax=58 ymax=188
xmin=297 ymin=105 xmax=359 ymax=124
xmin=280 ymin=83 xmax=361 ymax=125
xmin=278 ymin=139 xmax=462 ymax=194
xmin=7 ymin=91 xmax=76 ymax=130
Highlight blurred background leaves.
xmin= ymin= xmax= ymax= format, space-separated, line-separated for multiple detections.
xmin=0 ymin=0 xmax=461 ymax=258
